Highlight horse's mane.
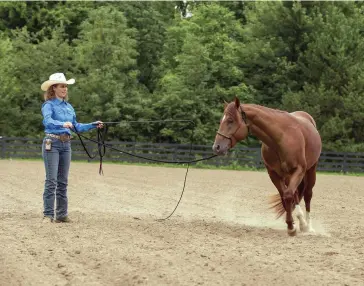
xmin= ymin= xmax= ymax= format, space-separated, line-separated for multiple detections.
xmin=248 ymin=104 xmax=288 ymax=114
xmin=225 ymin=102 xmax=288 ymax=120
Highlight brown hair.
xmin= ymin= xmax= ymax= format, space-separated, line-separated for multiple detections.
xmin=43 ymin=84 xmax=68 ymax=101
xmin=44 ymin=85 xmax=56 ymax=101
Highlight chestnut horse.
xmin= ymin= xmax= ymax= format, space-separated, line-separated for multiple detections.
xmin=212 ymin=97 xmax=322 ymax=236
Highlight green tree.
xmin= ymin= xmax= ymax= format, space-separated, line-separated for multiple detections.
xmin=283 ymin=4 xmax=364 ymax=151
xmin=0 ymin=32 xmax=20 ymax=136
xmin=0 ymin=27 xmax=74 ymax=137
xmin=154 ymin=3 xmax=253 ymax=144
xmin=240 ymin=1 xmax=315 ymax=106
xmin=73 ymin=6 xmax=151 ymax=141
xmin=0 ymin=1 xmax=97 ymax=42
xmin=117 ymin=2 xmax=176 ymax=92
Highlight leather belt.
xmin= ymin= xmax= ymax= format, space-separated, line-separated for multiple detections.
xmin=46 ymin=133 xmax=72 ymax=142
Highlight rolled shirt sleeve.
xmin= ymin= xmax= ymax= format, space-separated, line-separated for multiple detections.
xmin=72 ymin=115 xmax=96 ymax=133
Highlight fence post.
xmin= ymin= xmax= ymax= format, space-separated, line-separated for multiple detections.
xmin=342 ymin=153 xmax=348 ymax=174
xmin=255 ymin=148 xmax=261 ymax=169
xmin=0 ymin=136 xmax=5 ymax=159
xmin=173 ymin=146 xmax=178 ymax=162
xmin=132 ymin=141 xmax=136 ymax=163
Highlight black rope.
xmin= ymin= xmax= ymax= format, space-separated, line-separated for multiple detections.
xmin=71 ymin=120 xmax=217 ymax=220
xmin=100 ymin=120 xmax=194 ymax=124
xmin=72 ymin=122 xmax=217 ymax=165
xmin=72 ymin=125 xmax=108 ymax=175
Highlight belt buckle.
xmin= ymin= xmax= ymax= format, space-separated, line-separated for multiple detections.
xmin=59 ymin=134 xmax=69 ymax=142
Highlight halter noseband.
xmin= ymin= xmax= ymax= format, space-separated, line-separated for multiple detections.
xmin=216 ymin=106 xmax=249 ymax=143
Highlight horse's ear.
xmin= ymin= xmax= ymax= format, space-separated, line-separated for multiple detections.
xmin=234 ymin=96 xmax=240 ymax=109
xmin=223 ymin=100 xmax=228 ymax=110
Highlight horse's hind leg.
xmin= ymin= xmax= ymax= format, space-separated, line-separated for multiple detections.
xmin=303 ymin=163 xmax=317 ymax=232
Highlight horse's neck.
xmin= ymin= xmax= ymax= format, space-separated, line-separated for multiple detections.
xmin=244 ymin=104 xmax=286 ymax=149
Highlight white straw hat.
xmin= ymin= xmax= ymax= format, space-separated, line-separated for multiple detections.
xmin=41 ymin=73 xmax=75 ymax=91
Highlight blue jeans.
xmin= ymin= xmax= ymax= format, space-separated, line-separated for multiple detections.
xmin=42 ymin=136 xmax=71 ymax=219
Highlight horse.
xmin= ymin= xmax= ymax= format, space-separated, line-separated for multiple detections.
xmin=212 ymin=96 xmax=322 ymax=236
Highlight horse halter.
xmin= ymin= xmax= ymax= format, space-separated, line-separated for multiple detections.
xmin=216 ymin=106 xmax=249 ymax=144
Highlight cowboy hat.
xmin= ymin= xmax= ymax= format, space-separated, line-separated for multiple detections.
xmin=41 ymin=73 xmax=75 ymax=91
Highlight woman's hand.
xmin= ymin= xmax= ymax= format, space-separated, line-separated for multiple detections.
xmin=93 ymin=121 xmax=104 ymax=129
xmin=63 ymin=122 xmax=73 ymax=129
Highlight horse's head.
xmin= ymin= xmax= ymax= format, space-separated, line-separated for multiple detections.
xmin=212 ymin=96 xmax=249 ymax=155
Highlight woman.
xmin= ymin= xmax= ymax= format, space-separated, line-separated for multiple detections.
xmin=41 ymin=73 xmax=103 ymax=223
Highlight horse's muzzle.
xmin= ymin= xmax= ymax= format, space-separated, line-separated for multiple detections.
xmin=212 ymin=142 xmax=229 ymax=155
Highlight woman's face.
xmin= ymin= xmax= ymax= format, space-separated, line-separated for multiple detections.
xmin=53 ymin=84 xmax=68 ymax=99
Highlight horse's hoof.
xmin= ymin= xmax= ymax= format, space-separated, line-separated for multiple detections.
xmin=287 ymin=227 xmax=297 ymax=236
xmin=300 ymin=222 xmax=309 ymax=232
xmin=303 ymin=227 xmax=316 ymax=236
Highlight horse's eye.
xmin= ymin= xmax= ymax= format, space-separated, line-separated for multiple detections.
xmin=227 ymin=119 xmax=233 ymax=124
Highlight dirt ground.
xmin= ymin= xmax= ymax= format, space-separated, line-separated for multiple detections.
xmin=0 ymin=160 xmax=364 ymax=286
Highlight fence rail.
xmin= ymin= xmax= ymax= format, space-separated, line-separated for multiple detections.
xmin=1 ymin=136 xmax=364 ymax=173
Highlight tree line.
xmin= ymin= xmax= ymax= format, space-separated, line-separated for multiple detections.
xmin=1 ymin=1 xmax=364 ymax=151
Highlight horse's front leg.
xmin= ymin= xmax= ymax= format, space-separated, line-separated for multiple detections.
xmin=294 ymin=188 xmax=308 ymax=232
xmin=283 ymin=167 xmax=305 ymax=236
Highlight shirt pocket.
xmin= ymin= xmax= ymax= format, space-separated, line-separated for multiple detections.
xmin=65 ymin=108 xmax=74 ymax=122
xmin=54 ymin=110 xmax=64 ymax=121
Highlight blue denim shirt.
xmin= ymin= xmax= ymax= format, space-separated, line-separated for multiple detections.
xmin=42 ymin=98 xmax=95 ymax=135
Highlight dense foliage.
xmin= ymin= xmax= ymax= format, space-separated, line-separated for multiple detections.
xmin=1 ymin=1 xmax=364 ymax=151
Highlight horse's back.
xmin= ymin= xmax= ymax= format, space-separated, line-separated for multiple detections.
xmin=290 ymin=111 xmax=317 ymax=128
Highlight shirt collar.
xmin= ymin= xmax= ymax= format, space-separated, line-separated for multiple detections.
xmin=52 ymin=97 xmax=66 ymax=105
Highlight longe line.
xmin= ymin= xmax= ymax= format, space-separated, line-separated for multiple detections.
xmin=71 ymin=120 xmax=217 ymax=220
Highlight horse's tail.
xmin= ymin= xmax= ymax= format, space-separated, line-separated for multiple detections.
xmin=268 ymin=194 xmax=286 ymax=219
xmin=269 ymin=180 xmax=305 ymax=219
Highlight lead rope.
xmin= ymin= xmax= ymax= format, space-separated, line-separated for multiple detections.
xmin=72 ymin=120 xmax=217 ymax=220
xmin=72 ymin=125 xmax=107 ymax=175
